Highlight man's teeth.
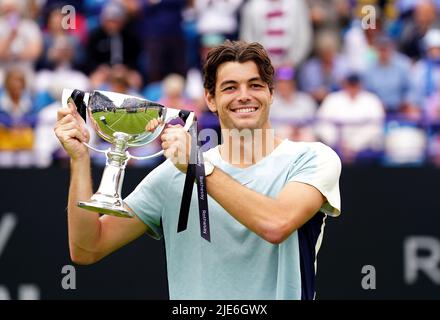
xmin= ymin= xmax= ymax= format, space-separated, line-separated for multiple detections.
xmin=234 ymin=107 xmax=257 ymax=113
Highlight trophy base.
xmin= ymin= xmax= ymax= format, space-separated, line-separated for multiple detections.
xmin=78 ymin=200 xmax=133 ymax=218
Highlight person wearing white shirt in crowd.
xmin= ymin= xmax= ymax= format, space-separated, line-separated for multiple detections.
xmin=195 ymin=0 xmax=243 ymax=39
xmin=0 ymin=0 xmax=43 ymax=85
xmin=315 ymin=73 xmax=385 ymax=163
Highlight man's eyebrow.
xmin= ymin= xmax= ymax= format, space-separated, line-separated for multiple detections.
xmin=219 ymin=77 xmax=263 ymax=87
xmin=219 ymin=80 xmax=238 ymax=87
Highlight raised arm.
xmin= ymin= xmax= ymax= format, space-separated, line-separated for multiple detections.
xmin=54 ymin=101 xmax=147 ymax=265
xmin=206 ymin=168 xmax=325 ymax=244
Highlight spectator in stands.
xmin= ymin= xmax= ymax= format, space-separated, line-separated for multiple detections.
xmin=342 ymin=13 xmax=383 ymax=74
xmin=408 ymin=28 xmax=440 ymax=118
xmin=315 ymin=73 xmax=385 ymax=164
xmin=92 ymin=64 xmax=142 ymax=96
xmin=0 ymin=67 xmax=37 ymax=167
xmin=34 ymin=35 xmax=90 ymax=97
xmin=240 ymin=0 xmax=312 ymax=67
xmin=85 ymin=1 xmax=141 ymax=74
xmin=194 ymin=0 xmax=243 ymax=40
xmin=140 ymin=0 xmax=187 ymax=82
xmin=40 ymin=1 xmax=88 ymax=45
xmin=398 ymin=0 xmax=440 ymax=61
xmin=308 ymin=0 xmax=351 ymax=32
xmin=108 ymin=64 xmax=138 ymax=95
xmin=363 ymin=35 xmax=412 ymax=116
xmin=299 ymin=30 xmax=349 ymax=103
xmin=159 ymin=73 xmax=197 ymax=117
xmin=0 ymin=0 xmax=43 ymax=85
xmin=270 ymin=66 xmax=317 ymax=142
xmin=37 ymin=5 xmax=85 ymax=71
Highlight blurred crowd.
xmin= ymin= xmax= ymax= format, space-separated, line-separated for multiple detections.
xmin=1 ymin=0 xmax=440 ymax=168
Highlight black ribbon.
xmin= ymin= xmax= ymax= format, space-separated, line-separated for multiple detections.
xmin=177 ymin=121 xmax=210 ymax=242
xmin=71 ymin=89 xmax=87 ymax=121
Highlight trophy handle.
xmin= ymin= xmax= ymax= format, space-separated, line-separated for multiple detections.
xmin=83 ymin=142 xmax=109 ymax=154
xmin=128 ymin=110 xmax=196 ymax=161
xmin=61 ymin=88 xmax=111 ymax=155
xmin=164 ymin=108 xmax=195 ymax=132
xmin=128 ymin=149 xmax=164 ymax=160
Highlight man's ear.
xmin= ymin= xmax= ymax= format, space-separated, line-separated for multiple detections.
xmin=204 ymin=89 xmax=217 ymax=113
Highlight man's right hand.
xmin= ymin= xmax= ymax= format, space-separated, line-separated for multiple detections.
xmin=54 ymin=98 xmax=90 ymax=161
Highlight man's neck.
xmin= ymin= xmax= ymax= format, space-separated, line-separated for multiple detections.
xmin=219 ymin=128 xmax=283 ymax=168
xmin=9 ymin=94 xmax=20 ymax=106
xmin=379 ymin=58 xmax=391 ymax=66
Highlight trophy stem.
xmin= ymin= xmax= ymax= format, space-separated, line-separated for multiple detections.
xmin=78 ymin=133 xmax=133 ymax=218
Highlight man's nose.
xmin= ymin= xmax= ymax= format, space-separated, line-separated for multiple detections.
xmin=237 ymin=86 xmax=251 ymax=103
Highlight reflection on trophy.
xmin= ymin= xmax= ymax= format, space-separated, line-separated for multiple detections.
xmin=62 ymin=89 xmax=195 ymax=218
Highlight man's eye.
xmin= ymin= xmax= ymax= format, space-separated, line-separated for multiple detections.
xmin=223 ymin=86 xmax=235 ymax=91
xmin=251 ymin=84 xmax=263 ymax=88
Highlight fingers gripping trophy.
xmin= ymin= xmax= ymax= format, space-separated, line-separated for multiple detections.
xmin=61 ymin=89 xmax=195 ymax=218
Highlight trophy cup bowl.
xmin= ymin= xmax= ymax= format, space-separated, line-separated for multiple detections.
xmin=62 ymin=89 xmax=195 ymax=218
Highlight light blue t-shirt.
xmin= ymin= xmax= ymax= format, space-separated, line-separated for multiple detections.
xmin=124 ymin=140 xmax=341 ymax=300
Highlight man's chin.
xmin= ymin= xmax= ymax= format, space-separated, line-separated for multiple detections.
xmin=220 ymin=116 xmax=267 ymax=131
xmin=229 ymin=121 xmax=260 ymax=131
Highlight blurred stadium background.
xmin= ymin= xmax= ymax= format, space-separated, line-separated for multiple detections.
xmin=0 ymin=0 xmax=440 ymax=299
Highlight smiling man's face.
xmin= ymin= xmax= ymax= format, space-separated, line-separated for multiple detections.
xmin=205 ymin=61 xmax=273 ymax=131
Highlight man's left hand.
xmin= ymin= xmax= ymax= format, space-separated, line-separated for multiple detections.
xmin=161 ymin=124 xmax=191 ymax=173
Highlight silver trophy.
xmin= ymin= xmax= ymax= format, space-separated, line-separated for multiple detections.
xmin=61 ymin=89 xmax=195 ymax=218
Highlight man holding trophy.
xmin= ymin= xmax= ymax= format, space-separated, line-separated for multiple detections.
xmin=54 ymin=41 xmax=341 ymax=300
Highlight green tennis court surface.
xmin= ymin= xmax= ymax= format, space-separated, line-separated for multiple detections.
xmin=92 ymin=109 xmax=160 ymax=137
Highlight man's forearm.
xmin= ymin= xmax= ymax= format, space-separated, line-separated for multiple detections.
xmin=68 ymin=156 xmax=102 ymax=261
xmin=206 ymin=168 xmax=285 ymax=243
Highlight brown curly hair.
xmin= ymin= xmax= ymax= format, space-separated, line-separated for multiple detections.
xmin=203 ymin=40 xmax=274 ymax=97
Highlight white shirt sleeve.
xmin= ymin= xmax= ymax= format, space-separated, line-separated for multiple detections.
xmin=287 ymin=142 xmax=342 ymax=217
